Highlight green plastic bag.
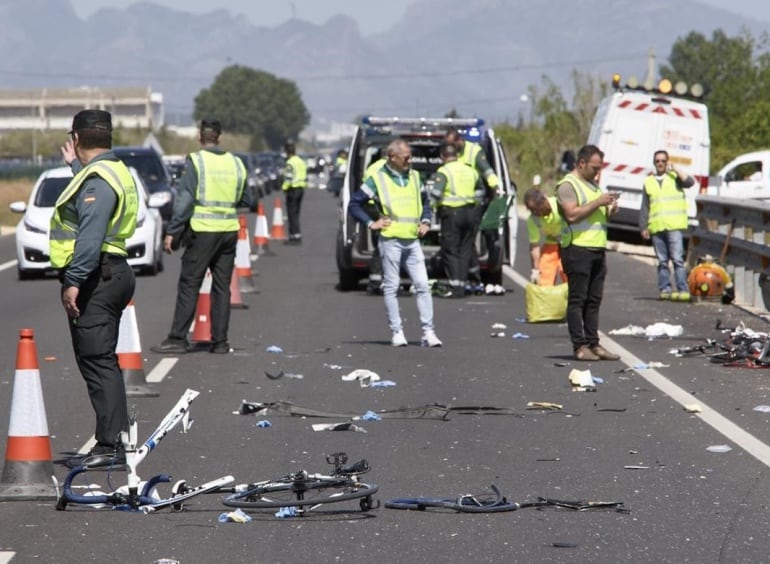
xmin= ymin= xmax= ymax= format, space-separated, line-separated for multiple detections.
xmin=525 ymin=283 xmax=568 ymax=323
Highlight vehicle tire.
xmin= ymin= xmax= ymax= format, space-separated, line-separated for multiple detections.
xmin=222 ymin=478 xmax=378 ymax=510
xmin=17 ymin=268 xmax=41 ymax=281
xmin=338 ymin=269 xmax=360 ymax=292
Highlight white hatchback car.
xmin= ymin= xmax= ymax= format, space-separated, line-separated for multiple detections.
xmin=10 ymin=165 xmax=164 ymax=280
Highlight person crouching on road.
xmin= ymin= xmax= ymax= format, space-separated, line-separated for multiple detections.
xmin=348 ymin=139 xmax=443 ymax=347
xmin=51 ymin=109 xmax=138 ymax=466
xmin=151 ymin=119 xmax=252 ymax=355
xmin=524 ymin=188 xmax=566 ymax=286
xmin=556 ymin=144 xmax=620 ymax=362
xmin=639 ymin=149 xmax=694 ymax=301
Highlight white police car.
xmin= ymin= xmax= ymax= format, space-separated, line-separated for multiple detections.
xmin=336 ymin=116 xmax=518 ymax=291
xmin=10 ymin=165 xmax=164 ymax=280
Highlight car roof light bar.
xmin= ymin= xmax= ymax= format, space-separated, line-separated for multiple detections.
xmin=363 ymin=116 xmax=484 ymax=127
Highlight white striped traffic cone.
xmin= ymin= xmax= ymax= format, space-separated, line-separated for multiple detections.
xmin=253 ymin=202 xmax=271 ymax=255
xmin=236 ymin=215 xmax=259 ymax=294
xmin=117 ymin=300 xmax=158 ymax=398
xmin=0 ymin=329 xmax=57 ymax=500
xmin=271 ymin=197 xmax=287 ymax=241
xmin=190 ymin=269 xmax=213 ymax=344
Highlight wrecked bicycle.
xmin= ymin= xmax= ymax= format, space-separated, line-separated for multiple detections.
xmin=56 ymin=389 xmax=234 ymax=512
xmin=385 ymin=485 xmax=629 ymax=514
xmin=221 ymin=452 xmax=378 ymax=515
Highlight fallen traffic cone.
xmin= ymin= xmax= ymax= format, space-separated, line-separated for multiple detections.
xmin=117 ymin=300 xmax=159 ymax=398
xmin=0 ymin=328 xmax=57 ymax=500
xmin=253 ymin=202 xmax=271 ymax=254
xmin=190 ymin=269 xmax=212 ymax=344
xmin=236 ymin=215 xmax=259 ymax=294
xmin=271 ymin=197 xmax=287 ymax=241
xmin=230 ymin=268 xmax=249 ymax=309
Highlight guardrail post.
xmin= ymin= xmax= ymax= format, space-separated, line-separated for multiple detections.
xmin=734 ymin=265 xmax=746 ymax=305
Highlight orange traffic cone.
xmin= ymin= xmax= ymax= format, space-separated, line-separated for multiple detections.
xmin=236 ymin=215 xmax=259 ymax=294
xmin=0 ymin=329 xmax=57 ymax=500
xmin=253 ymin=202 xmax=271 ymax=254
xmin=230 ymin=268 xmax=248 ymax=309
xmin=117 ymin=300 xmax=159 ymax=397
xmin=190 ymin=269 xmax=212 ymax=344
xmin=271 ymin=197 xmax=287 ymax=241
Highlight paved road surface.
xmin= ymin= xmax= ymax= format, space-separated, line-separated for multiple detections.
xmin=0 ymin=188 xmax=769 ymax=563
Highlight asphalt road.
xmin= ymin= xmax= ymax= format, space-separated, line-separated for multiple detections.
xmin=1 ymin=188 xmax=770 ymax=563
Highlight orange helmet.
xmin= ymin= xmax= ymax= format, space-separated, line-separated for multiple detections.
xmin=688 ymin=263 xmax=728 ymax=299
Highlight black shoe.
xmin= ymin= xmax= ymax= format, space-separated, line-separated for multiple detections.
xmin=150 ymin=338 xmax=188 ymax=354
xmin=66 ymin=444 xmax=126 ymax=469
xmin=209 ymin=341 xmax=231 ymax=354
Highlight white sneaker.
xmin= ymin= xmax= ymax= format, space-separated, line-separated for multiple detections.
xmin=391 ymin=330 xmax=408 ymax=347
xmin=421 ymin=331 xmax=443 ymax=348
xmin=494 ymin=284 xmax=506 ymax=295
xmin=485 ymin=284 xmax=495 ymax=295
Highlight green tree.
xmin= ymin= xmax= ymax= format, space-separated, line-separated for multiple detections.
xmin=194 ymin=65 xmax=310 ymax=151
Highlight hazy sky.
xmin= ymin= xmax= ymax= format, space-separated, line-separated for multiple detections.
xmin=70 ymin=0 xmax=770 ymax=34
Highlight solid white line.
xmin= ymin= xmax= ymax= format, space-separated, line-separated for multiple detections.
xmin=502 ymin=264 xmax=770 ymax=468
xmin=146 ymin=357 xmax=178 ymax=383
xmin=0 ymin=259 xmax=18 ymax=272
xmin=0 ymin=552 xmax=16 ymax=564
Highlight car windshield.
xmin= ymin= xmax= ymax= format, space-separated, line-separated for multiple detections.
xmin=34 ymin=177 xmax=70 ymax=207
xmin=365 ymin=140 xmax=443 ymax=183
xmin=116 ymin=152 xmax=168 ymax=191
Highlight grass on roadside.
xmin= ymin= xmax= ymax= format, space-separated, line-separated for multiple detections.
xmin=0 ymin=179 xmax=34 ymax=228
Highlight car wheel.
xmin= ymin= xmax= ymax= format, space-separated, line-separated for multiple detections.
xmin=17 ymin=267 xmax=41 ymax=281
xmin=338 ymin=268 xmax=360 ymax=291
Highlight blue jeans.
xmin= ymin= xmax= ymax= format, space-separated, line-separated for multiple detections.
xmin=651 ymin=230 xmax=687 ymax=292
xmin=379 ymin=237 xmax=434 ymax=334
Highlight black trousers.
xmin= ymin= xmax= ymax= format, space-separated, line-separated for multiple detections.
xmin=285 ymin=188 xmax=305 ymax=238
xmin=66 ymin=256 xmax=135 ymax=447
xmin=169 ymin=230 xmax=238 ymax=344
xmin=440 ymin=205 xmax=477 ymax=290
xmin=561 ymin=245 xmax=607 ymax=350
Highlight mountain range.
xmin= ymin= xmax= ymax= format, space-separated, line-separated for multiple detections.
xmin=0 ymin=0 xmax=766 ymax=128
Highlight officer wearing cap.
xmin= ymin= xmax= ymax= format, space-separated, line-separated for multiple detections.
xmin=282 ymin=140 xmax=308 ymax=244
xmin=151 ymin=119 xmax=251 ymax=355
xmin=51 ymin=109 xmax=139 ymax=466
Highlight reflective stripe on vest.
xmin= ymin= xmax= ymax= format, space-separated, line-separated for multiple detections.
xmin=282 ymin=155 xmax=308 ymax=189
xmin=190 ymin=151 xmax=245 ymax=232
xmin=49 ymin=160 xmax=138 ymax=268
xmin=559 ymin=173 xmax=607 ymax=248
xmin=373 ymin=168 xmax=422 ymax=239
xmin=644 ymin=173 xmax=688 ymax=233
xmin=437 ymin=160 xmax=479 ymax=207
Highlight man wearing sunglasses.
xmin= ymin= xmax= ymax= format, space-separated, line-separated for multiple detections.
xmin=639 ymin=150 xmax=694 ymax=301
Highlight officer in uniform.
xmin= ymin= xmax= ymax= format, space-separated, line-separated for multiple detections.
xmin=445 ymin=128 xmax=501 ymax=293
xmin=151 ymin=119 xmax=251 ymax=355
xmin=639 ymin=149 xmax=694 ymax=301
xmin=282 ymin=141 xmax=308 ymax=244
xmin=430 ymin=142 xmax=481 ymax=298
xmin=556 ymin=144 xmax=620 ymax=362
xmin=51 ymin=109 xmax=138 ymax=466
xmin=348 ymin=139 xmax=442 ymax=347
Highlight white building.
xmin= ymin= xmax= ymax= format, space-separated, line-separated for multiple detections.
xmin=0 ymin=86 xmax=164 ymax=132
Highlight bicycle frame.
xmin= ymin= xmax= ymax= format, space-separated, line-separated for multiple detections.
xmin=58 ymin=388 xmax=233 ymax=512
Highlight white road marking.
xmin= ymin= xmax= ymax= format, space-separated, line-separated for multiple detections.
xmin=0 ymin=259 xmax=18 ymax=272
xmin=503 ymin=264 xmax=770 ymax=468
xmin=0 ymin=552 xmax=16 ymax=564
xmin=146 ymin=357 xmax=178 ymax=383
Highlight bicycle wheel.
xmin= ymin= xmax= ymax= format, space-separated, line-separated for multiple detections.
xmin=223 ymin=476 xmax=378 ymax=510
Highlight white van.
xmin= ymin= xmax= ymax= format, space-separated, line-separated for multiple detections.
xmin=587 ymin=88 xmax=711 ymax=230
xmin=707 ymin=150 xmax=770 ymax=200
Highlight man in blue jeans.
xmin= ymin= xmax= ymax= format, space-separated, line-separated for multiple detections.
xmin=348 ymin=139 xmax=442 ymax=347
xmin=639 ymin=149 xmax=694 ymax=301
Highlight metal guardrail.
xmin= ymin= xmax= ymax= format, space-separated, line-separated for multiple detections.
xmin=689 ymin=195 xmax=770 ymax=311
